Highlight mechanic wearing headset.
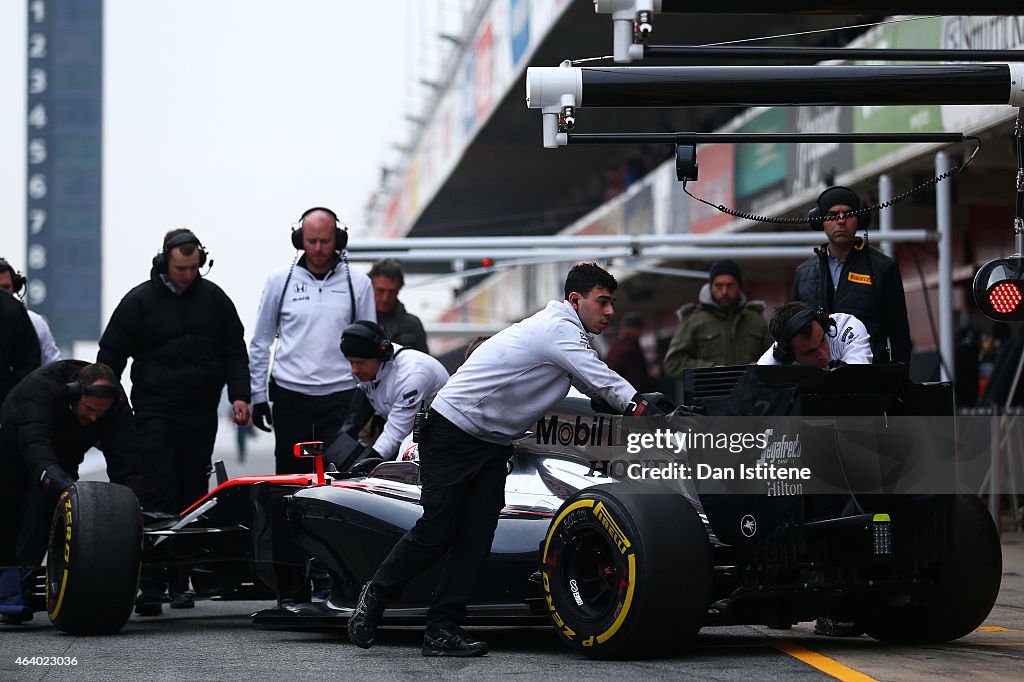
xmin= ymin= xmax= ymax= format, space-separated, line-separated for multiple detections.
xmin=333 ymin=320 xmax=449 ymax=474
xmin=0 ymin=361 xmax=142 ymax=625
xmin=0 ymin=258 xmax=59 ymax=365
xmin=757 ymin=301 xmax=873 ymax=368
xmin=98 ymin=229 xmax=251 ymax=614
xmin=248 ymin=207 xmax=376 ymax=475
xmin=348 ymin=263 xmax=668 ymax=657
xmin=0 ymin=280 xmax=41 ymax=406
xmin=792 ymin=185 xmax=911 ymax=365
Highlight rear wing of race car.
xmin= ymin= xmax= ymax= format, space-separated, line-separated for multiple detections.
xmin=682 ymin=363 xmax=953 ymax=417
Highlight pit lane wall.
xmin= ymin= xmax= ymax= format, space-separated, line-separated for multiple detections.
xmin=432 ymin=14 xmax=1024 ymax=355
xmin=376 ymin=0 xmax=573 ymax=239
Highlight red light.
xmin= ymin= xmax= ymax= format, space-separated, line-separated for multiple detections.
xmin=989 ymin=282 xmax=1022 ymax=314
xmin=481 ymin=258 xmax=494 ymax=268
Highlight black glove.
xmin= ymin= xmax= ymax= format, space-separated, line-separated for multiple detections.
xmin=626 ymin=392 xmax=674 ymax=417
xmin=252 ymin=402 xmax=273 ymax=432
xmin=671 ymin=404 xmax=706 ymax=416
xmin=40 ymin=465 xmax=74 ymax=495
xmin=349 ymin=446 xmax=383 ymax=476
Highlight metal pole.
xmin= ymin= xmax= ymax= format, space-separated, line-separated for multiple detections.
xmin=936 ymin=151 xmax=955 ymax=383
xmin=640 ymin=46 xmax=1024 ymax=62
xmin=878 ymin=174 xmax=894 ymax=259
xmin=350 ymin=229 xmax=937 ymax=252
xmin=651 ymin=0 xmax=1024 ymax=13
xmin=991 ymin=411 xmax=1000 ymax=528
xmin=579 ymin=65 xmax=1014 ymax=107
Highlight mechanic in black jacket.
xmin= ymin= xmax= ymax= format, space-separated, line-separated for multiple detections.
xmin=97 ymin=229 xmax=251 ymax=613
xmin=0 ymin=286 xmax=41 ymax=405
xmin=0 ymin=360 xmax=142 ymax=624
xmin=792 ymin=186 xmax=912 ymax=365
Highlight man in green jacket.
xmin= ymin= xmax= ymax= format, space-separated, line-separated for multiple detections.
xmin=664 ymin=260 xmax=772 ymax=378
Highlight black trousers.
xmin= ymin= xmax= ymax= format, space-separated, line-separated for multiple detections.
xmin=370 ymin=410 xmax=510 ymax=627
xmin=269 ymin=383 xmax=355 ymax=475
xmin=0 ymin=447 xmax=62 ymax=569
xmin=135 ymin=411 xmax=218 ymax=515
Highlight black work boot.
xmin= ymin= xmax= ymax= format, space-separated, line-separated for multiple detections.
xmin=347 ymin=582 xmax=386 ymax=649
xmin=422 ymin=624 xmax=489 ymax=657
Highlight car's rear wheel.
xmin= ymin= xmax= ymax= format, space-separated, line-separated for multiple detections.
xmin=47 ymin=481 xmax=143 ymax=635
xmin=862 ymin=494 xmax=1001 ymax=644
xmin=540 ymin=482 xmax=712 ymax=659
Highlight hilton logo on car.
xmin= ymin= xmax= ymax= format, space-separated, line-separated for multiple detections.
xmin=535 ymin=414 xmax=622 ymax=447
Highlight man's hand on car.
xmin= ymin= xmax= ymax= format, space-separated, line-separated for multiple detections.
xmin=349 ymin=446 xmax=384 ymax=476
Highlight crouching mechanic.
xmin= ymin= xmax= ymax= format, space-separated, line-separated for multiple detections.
xmin=757 ymin=301 xmax=872 ymax=368
xmin=347 ymin=263 xmax=665 ymax=657
xmin=334 ymin=320 xmax=449 ymax=473
xmin=0 ymin=361 xmax=142 ymax=624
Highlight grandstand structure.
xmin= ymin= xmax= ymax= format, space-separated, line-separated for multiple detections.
xmin=363 ymin=2 xmax=1024 ymax=385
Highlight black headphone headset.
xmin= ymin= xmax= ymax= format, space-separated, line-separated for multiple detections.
xmin=65 ymin=380 xmax=120 ymax=402
xmin=0 ymin=258 xmax=27 ymax=295
xmin=807 ymin=187 xmax=872 ymax=231
xmin=291 ymin=207 xmax=348 ymax=252
xmin=152 ymin=231 xmax=209 ymax=274
xmin=772 ymin=308 xmax=837 ymax=364
xmin=340 ymin=320 xmax=394 ymax=362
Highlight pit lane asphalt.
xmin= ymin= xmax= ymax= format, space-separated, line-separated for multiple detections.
xmin=3 ymin=430 xmax=1023 ymax=681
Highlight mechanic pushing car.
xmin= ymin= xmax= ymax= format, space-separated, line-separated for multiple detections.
xmin=0 ymin=361 xmax=143 ymax=624
xmin=333 ymin=320 xmax=449 ymax=474
xmin=347 ymin=262 xmax=668 ymax=657
xmin=758 ymin=301 xmax=872 ymax=368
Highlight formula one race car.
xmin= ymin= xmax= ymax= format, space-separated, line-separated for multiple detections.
xmin=33 ymin=364 xmax=1001 ymax=662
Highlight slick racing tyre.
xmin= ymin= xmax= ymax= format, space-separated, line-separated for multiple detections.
xmin=862 ymin=494 xmax=1001 ymax=644
xmin=540 ymin=482 xmax=712 ymax=659
xmin=47 ymin=481 xmax=143 ymax=635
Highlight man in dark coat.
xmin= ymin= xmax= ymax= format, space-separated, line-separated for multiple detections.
xmin=0 ymin=286 xmax=41 ymax=405
xmin=792 ymin=186 xmax=912 ymax=365
xmin=97 ymin=229 xmax=251 ymax=612
xmin=370 ymin=259 xmax=428 ymax=353
xmin=0 ymin=361 xmax=142 ymax=624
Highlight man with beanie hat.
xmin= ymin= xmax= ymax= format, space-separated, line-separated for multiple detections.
xmin=664 ymin=259 xmax=772 ymax=378
xmin=792 ymin=185 xmax=911 ymax=365
xmin=333 ymin=320 xmax=449 ymax=473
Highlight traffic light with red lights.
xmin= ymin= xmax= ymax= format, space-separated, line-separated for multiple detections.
xmin=974 ymin=257 xmax=1024 ymax=320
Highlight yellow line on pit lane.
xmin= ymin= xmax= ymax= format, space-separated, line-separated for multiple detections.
xmin=770 ymin=640 xmax=879 ymax=682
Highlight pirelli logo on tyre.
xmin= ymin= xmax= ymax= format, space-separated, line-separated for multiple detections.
xmin=593 ymin=502 xmax=631 ymax=555
xmin=541 ymin=495 xmax=639 ymax=653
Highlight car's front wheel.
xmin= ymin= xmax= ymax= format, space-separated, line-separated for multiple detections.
xmin=540 ymin=482 xmax=712 ymax=659
xmin=47 ymin=481 xmax=143 ymax=635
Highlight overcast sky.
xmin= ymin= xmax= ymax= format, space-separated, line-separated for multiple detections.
xmin=0 ymin=1 xmax=453 ymax=349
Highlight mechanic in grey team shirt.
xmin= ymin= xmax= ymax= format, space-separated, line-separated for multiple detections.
xmin=757 ymin=301 xmax=872 ymax=368
xmin=347 ymin=262 xmax=667 ymax=657
xmin=333 ymin=320 xmax=449 ymax=473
